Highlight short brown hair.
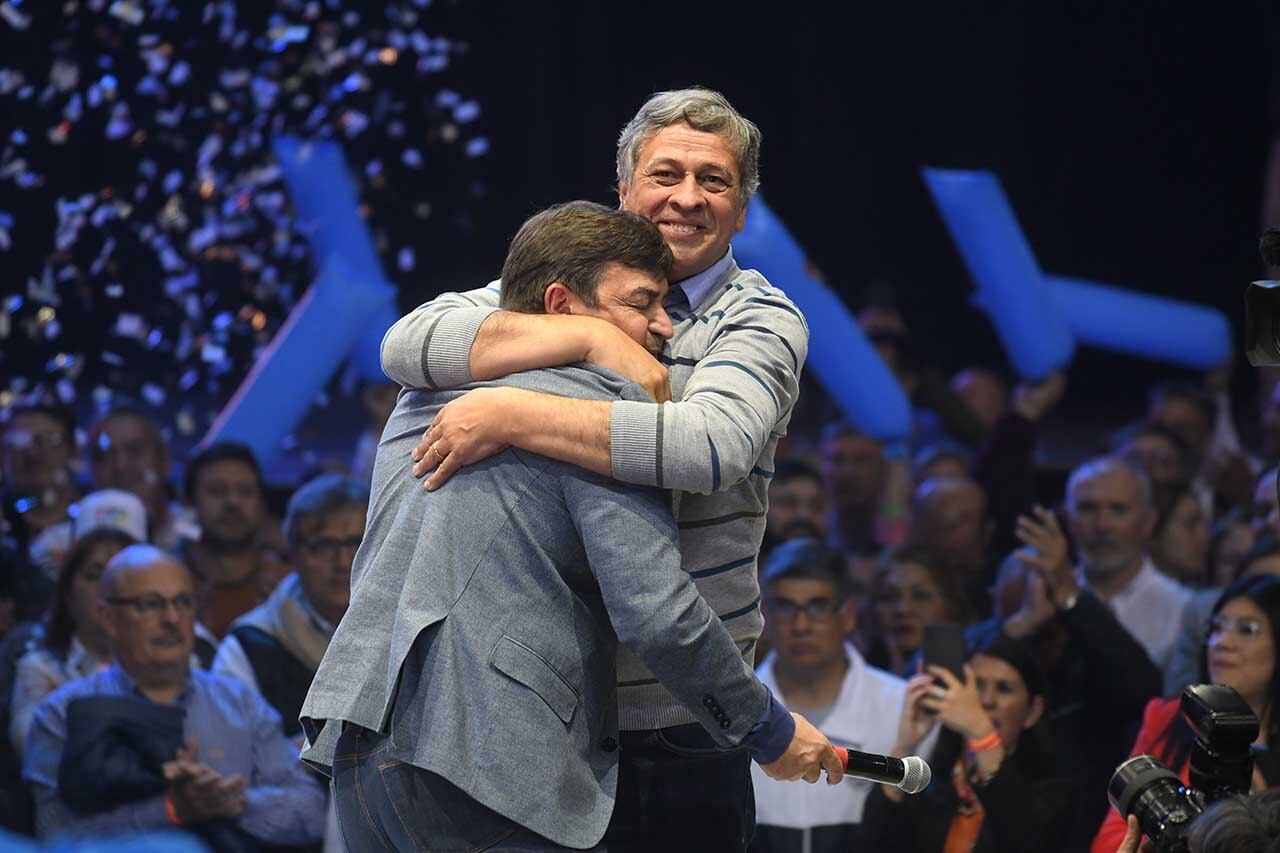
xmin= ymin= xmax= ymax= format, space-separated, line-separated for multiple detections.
xmin=499 ymin=201 xmax=672 ymax=312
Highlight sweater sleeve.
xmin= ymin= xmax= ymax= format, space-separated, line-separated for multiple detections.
xmin=378 ymin=284 xmax=501 ymax=389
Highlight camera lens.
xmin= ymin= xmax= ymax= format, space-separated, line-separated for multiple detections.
xmin=1109 ymin=755 xmax=1201 ymax=852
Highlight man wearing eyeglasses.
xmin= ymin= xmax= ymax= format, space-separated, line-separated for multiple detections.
xmin=751 ymin=538 xmax=936 ymax=852
xmin=213 ymin=473 xmax=368 ymax=741
xmin=21 ymin=544 xmax=325 ymax=846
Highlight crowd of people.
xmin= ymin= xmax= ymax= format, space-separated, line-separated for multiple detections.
xmin=0 ymin=402 xmax=381 ymax=849
xmin=747 ymin=335 xmax=1280 ymax=851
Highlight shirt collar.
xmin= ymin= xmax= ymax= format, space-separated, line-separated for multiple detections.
xmin=106 ymin=661 xmax=196 ymax=704
xmin=1077 ymin=554 xmax=1157 ymax=601
xmin=671 ymin=248 xmax=735 ymax=311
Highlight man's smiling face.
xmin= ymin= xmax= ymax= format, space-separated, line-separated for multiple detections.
xmin=619 ymin=123 xmax=748 ymax=282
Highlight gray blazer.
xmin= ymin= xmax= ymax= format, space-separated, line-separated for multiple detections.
xmin=300 ymin=364 xmax=769 ymax=848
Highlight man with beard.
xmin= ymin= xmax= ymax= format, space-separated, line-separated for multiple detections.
xmin=1064 ymin=456 xmax=1192 ymax=675
xmin=181 ymin=443 xmax=289 ymax=638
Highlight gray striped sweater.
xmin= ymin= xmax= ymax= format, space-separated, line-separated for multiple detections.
xmin=379 ymin=249 xmax=810 ymax=730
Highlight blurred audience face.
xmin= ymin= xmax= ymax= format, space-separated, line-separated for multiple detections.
xmin=764 ymin=575 xmax=854 ymax=673
xmin=767 ymin=473 xmax=827 ymax=542
xmin=1067 ymin=467 xmax=1155 ymax=579
xmin=293 ymin=503 xmax=365 ymax=626
xmin=98 ymin=546 xmax=196 ymax=679
xmin=68 ymin=539 xmax=126 ymax=649
xmin=1151 ymin=492 xmax=1210 ymax=584
xmin=1253 ymin=470 xmax=1280 ymax=540
xmin=1207 ymin=596 xmax=1275 ymax=711
xmin=3 ymin=410 xmax=73 ymax=491
xmin=192 ymin=458 xmax=265 ymax=550
xmin=820 ymin=430 xmax=886 ymax=512
xmin=1123 ymin=431 xmax=1188 ymax=488
xmin=950 ymin=368 xmax=1010 ymax=429
xmin=972 ymin=652 xmax=1044 ymax=755
xmin=1149 ymin=396 xmax=1212 ymax=463
xmin=912 ymin=477 xmax=989 ymax=575
xmin=876 ymin=559 xmax=950 ymax=660
xmin=89 ymin=412 xmax=169 ymax=511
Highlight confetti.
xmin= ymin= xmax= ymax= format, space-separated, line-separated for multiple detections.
xmin=0 ymin=0 xmax=487 ymax=454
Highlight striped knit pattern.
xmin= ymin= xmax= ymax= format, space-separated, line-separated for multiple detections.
xmin=379 ymin=255 xmax=810 ymax=731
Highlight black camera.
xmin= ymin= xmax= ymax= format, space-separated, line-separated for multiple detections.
xmin=1108 ymin=684 xmax=1258 ymax=852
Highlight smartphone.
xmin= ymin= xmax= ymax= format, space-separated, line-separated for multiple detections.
xmin=922 ymin=623 xmax=967 ymax=686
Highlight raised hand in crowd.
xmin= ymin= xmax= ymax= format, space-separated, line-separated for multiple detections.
xmin=1013 ymin=505 xmax=1079 ymax=609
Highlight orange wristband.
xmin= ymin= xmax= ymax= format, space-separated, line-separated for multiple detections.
xmin=967 ymin=730 xmax=1003 ymax=753
xmin=165 ymin=795 xmax=182 ymax=826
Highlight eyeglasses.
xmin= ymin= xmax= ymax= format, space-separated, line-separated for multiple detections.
xmin=1207 ymin=616 xmax=1268 ymax=641
xmin=105 ymin=593 xmax=196 ymax=616
xmin=766 ymin=597 xmax=843 ymax=622
xmin=299 ymin=536 xmax=363 ymax=561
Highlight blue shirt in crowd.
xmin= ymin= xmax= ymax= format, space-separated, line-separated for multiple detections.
xmin=22 ymin=663 xmax=324 ymax=845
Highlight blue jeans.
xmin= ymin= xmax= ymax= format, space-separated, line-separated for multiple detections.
xmin=601 ymin=723 xmax=755 ymax=853
xmin=331 ymin=725 xmax=576 ymax=852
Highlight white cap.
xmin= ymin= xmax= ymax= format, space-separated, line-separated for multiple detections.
xmin=70 ymin=489 xmax=148 ymax=543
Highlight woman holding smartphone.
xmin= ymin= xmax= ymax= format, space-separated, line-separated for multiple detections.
xmin=861 ymin=633 xmax=1077 ymax=852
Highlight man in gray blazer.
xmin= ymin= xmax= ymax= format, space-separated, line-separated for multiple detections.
xmin=300 ymin=202 xmax=841 ymax=851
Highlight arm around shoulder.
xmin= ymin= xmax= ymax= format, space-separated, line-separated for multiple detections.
xmin=379 ymin=286 xmax=500 ymax=389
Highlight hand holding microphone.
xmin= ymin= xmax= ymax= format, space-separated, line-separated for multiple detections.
xmin=759 ymin=712 xmax=845 ymax=784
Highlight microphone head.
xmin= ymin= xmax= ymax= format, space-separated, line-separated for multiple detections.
xmin=899 ymin=755 xmax=932 ymax=794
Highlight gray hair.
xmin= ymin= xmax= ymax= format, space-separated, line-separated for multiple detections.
xmin=284 ymin=473 xmax=369 ymax=546
xmin=615 ymin=88 xmax=762 ymax=202
xmin=1066 ymin=455 xmax=1153 ymax=510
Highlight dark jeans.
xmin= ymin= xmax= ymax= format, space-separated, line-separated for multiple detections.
xmin=331 ymin=725 xmax=574 ymax=852
xmin=602 ymin=723 xmax=755 ymax=853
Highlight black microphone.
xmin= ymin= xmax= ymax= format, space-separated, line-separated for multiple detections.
xmin=834 ymin=747 xmax=931 ymax=794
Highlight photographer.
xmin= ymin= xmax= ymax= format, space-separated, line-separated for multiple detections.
xmin=861 ymin=633 xmax=1076 ymax=851
xmin=1117 ymin=789 xmax=1280 ymax=853
xmin=1093 ymin=574 xmax=1280 ymax=852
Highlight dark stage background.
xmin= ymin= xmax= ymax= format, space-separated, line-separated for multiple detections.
xmin=427 ymin=1 xmax=1273 ymax=416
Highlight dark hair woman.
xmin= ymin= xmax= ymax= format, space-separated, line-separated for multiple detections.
xmin=1092 ymin=574 xmax=1280 ymax=852
xmin=862 ymin=632 xmax=1075 ymax=851
xmin=8 ymin=528 xmax=135 ymax=755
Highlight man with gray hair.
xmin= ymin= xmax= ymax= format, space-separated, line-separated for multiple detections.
xmin=1064 ymin=455 xmax=1192 ymax=674
xmin=377 ymin=89 xmax=810 ymax=848
xmin=212 ymin=473 xmax=368 ymax=739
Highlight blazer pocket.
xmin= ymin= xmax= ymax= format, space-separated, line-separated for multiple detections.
xmin=489 ymin=636 xmax=579 ymax=724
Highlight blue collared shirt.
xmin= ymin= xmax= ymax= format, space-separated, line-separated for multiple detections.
xmin=23 ymin=663 xmax=325 ymax=844
xmin=667 ymin=248 xmax=736 ymax=311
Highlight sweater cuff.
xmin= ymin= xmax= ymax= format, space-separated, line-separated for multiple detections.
xmin=610 ymin=400 xmax=661 ymax=487
xmin=742 ymin=688 xmax=794 ymax=765
xmin=422 ymin=306 xmax=498 ymax=389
